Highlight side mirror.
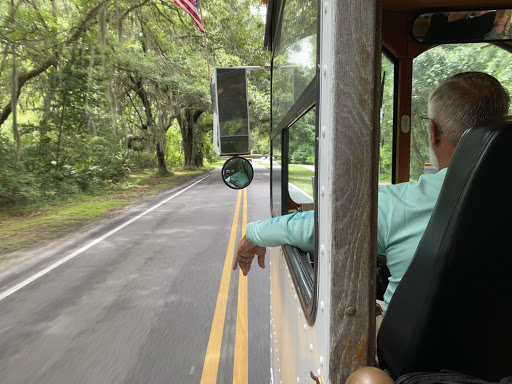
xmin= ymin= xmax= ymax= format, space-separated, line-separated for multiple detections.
xmin=222 ymin=157 xmax=254 ymax=190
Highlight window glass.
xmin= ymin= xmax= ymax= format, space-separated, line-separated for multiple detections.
xmin=271 ymin=134 xmax=283 ymax=216
xmin=411 ymin=43 xmax=512 ymax=180
xmin=272 ymin=0 xmax=317 ymax=131
xmin=270 ymin=0 xmax=319 ymax=325
xmin=380 ymin=55 xmax=395 ymax=185
xmin=288 ymin=107 xmax=315 ymax=206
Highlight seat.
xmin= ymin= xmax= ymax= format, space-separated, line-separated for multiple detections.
xmin=377 ymin=120 xmax=512 ymax=381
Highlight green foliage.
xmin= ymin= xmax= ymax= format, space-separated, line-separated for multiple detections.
xmin=290 ymin=145 xmax=315 ymax=165
xmin=0 ymin=167 xmax=216 ymax=254
xmin=165 ymin=122 xmax=184 ymax=169
xmin=251 ymin=135 xmax=270 ymax=156
xmin=0 ymin=134 xmax=39 ymax=205
xmin=288 ymin=164 xmax=314 ymax=197
xmin=410 ymin=44 xmax=512 ymax=180
xmin=127 ymin=150 xmax=158 ymax=170
xmin=84 ymin=136 xmax=129 ymax=184
xmin=379 ymin=56 xmax=395 ymax=184
xmin=289 ymin=109 xmax=315 ymax=164
xmin=0 ymin=0 xmax=268 ymax=209
xmin=0 ymin=129 xmax=132 ymax=206
xmin=200 ymin=114 xmax=220 ymax=164
xmin=378 ymin=44 xmax=512 ymax=183
xmin=248 ymin=71 xmax=271 ymax=154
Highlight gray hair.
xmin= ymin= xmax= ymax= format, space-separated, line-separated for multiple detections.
xmin=428 ymin=72 xmax=510 ymax=147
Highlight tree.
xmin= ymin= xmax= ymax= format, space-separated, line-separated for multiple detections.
xmin=178 ymin=107 xmax=204 ymax=167
xmin=411 ymin=43 xmax=512 ymax=179
xmin=0 ymin=0 xmax=270 ymax=204
xmin=0 ymin=1 xmax=109 ymax=128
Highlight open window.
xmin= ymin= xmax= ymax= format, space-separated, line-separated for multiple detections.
xmin=270 ymin=0 xmax=319 ymax=324
xmin=410 ymin=43 xmax=512 ymax=181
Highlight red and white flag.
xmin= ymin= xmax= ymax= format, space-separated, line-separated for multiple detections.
xmin=173 ymin=0 xmax=205 ymax=33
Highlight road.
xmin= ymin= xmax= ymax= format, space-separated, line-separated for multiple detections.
xmin=0 ymin=163 xmax=271 ymax=384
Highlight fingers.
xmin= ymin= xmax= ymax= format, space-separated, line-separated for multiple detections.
xmin=233 ymin=236 xmax=250 ymax=270
xmin=236 ymin=252 xmax=255 ymax=276
xmin=257 ymin=253 xmax=265 ymax=269
xmin=255 ymin=244 xmax=266 ymax=269
xmin=232 ymin=250 xmax=241 ymax=271
xmin=232 ymin=236 xmax=266 ymax=275
xmin=240 ymin=257 xmax=253 ymax=276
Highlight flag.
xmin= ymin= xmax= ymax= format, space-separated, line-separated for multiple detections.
xmin=173 ymin=0 xmax=205 ymax=33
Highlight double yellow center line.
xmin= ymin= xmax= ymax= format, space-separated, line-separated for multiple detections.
xmin=200 ymin=189 xmax=249 ymax=384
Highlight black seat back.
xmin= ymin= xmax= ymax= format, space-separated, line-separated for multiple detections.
xmin=377 ymin=120 xmax=512 ymax=381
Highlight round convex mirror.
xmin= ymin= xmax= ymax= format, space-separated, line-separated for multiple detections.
xmin=221 ymin=157 xmax=254 ymax=189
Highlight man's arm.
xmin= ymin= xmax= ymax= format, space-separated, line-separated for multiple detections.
xmin=232 ymin=211 xmax=315 ymax=275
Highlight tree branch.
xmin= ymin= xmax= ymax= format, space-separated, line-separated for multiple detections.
xmin=120 ymin=0 xmax=151 ymax=22
xmin=126 ymin=90 xmax=146 ymax=130
xmin=193 ymin=109 xmax=204 ymax=122
xmin=0 ymin=54 xmax=58 ymax=127
xmin=63 ymin=1 xmax=111 ymax=47
xmin=0 ymin=1 xmax=111 ymax=128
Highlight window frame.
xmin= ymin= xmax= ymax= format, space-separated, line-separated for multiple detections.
xmin=381 ymin=47 xmax=399 ymax=185
xmin=269 ymin=0 xmax=320 ymax=325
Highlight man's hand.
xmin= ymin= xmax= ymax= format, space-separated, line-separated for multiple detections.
xmin=232 ymin=236 xmax=266 ymax=276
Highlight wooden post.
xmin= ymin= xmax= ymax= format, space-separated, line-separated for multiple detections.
xmin=328 ymin=0 xmax=382 ymax=382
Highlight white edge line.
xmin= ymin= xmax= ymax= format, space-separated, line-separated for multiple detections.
xmin=0 ymin=175 xmax=209 ymax=302
xmin=288 ymin=182 xmax=314 ymax=200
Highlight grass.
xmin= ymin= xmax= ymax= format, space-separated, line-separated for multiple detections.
xmin=257 ymin=159 xmax=271 ymax=170
xmin=254 ymin=160 xmax=314 ymax=196
xmin=0 ymin=161 xmax=222 ymax=257
xmin=288 ymin=165 xmax=314 ymax=197
xmin=0 ymin=200 xmax=123 ymax=253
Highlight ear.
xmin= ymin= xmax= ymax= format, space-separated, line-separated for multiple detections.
xmin=429 ymin=120 xmax=442 ymax=147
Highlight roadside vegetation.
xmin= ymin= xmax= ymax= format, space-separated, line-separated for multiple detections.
xmin=0 ymin=1 xmax=269 ymax=257
xmin=0 ymin=162 xmax=221 ymax=257
xmin=288 ymin=165 xmax=314 ymax=197
xmin=3 ymin=2 xmax=512 ymax=259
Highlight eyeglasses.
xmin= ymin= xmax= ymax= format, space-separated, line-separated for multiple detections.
xmin=420 ymin=115 xmax=443 ymax=133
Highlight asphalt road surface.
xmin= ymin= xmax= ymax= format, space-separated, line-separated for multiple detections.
xmin=0 ymin=163 xmax=271 ymax=384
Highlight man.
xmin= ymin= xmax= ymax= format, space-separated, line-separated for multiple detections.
xmin=225 ymin=170 xmax=249 ymax=188
xmin=232 ymin=72 xmax=510 ymax=312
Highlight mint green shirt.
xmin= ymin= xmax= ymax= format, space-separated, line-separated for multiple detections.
xmin=246 ymin=210 xmax=315 ymax=254
xmin=245 ymin=168 xmax=447 ymax=312
xmin=377 ymin=168 xmax=447 ymax=311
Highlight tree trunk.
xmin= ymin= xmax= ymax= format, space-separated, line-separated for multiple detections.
xmin=179 ymin=108 xmax=194 ymax=167
xmin=130 ymin=74 xmax=169 ymax=174
xmin=86 ymin=42 xmax=97 ymax=137
xmin=183 ymin=127 xmax=194 ymax=168
xmin=11 ymin=42 xmax=20 ymax=157
xmin=410 ymin=117 xmax=425 ymax=170
xmin=193 ymin=130 xmax=204 ymax=167
xmin=192 ymin=109 xmax=205 ymax=167
xmin=156 ymin=142 xmax=168 ymax=174
xmin=108 ymin=81 xmax=118 ymax=135
xmin=179 ymin=107 xmax=204 ymax=168
xmin=38 ymin=76 xmax=52 ymax=157
xmin=193 ymin=150 xmax=203 ymax=167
